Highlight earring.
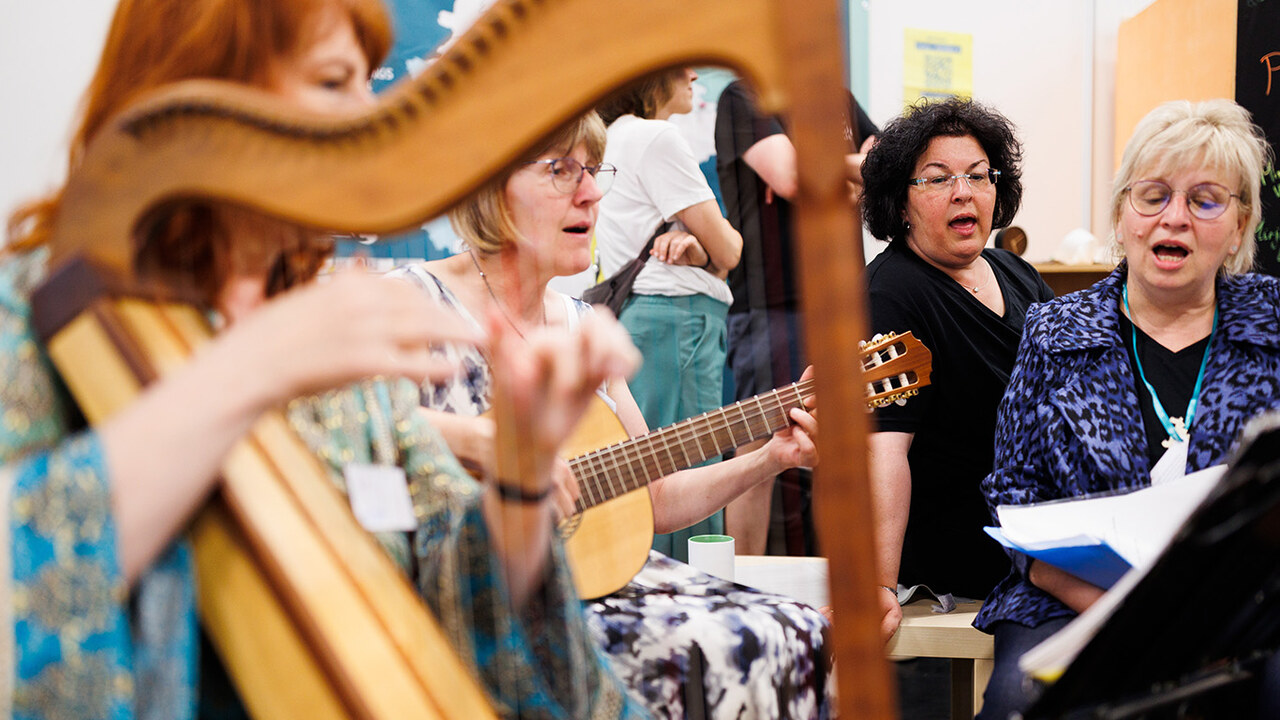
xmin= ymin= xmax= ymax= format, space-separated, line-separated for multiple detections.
xmin=1230 ymin=244 xmax=1240 ymax=255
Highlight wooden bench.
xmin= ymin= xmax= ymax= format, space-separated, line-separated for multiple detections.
xmin=886 ymin=599 xmax=993 ymax=719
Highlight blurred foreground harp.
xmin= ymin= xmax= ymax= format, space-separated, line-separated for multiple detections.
xmin=32 ymin=0 xmax=894 ymax=716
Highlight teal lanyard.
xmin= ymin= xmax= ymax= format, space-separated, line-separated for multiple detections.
xmin=1122 ymin=284 xmax=1217 ymax=444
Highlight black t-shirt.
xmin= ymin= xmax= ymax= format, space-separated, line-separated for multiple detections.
xmin=867 ymin=240 xmax=1054 ymax=599
xmin=1119 ymin=313 xmax=1213 ymax=467
xmin=714 ymin=80 xmax=878 ymax=314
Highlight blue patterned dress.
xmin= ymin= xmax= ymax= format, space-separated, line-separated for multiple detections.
xmin=2 ymin=249 xmax=643 ymax=720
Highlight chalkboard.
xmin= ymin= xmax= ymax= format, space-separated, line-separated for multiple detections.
xmin=1237 ymin=0 xmax=1280 ymax=276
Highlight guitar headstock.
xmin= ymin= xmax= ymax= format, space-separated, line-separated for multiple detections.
xmin=860 ymin=331 xmax=933 ymax=409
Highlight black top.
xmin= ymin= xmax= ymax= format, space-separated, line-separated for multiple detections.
xmin=1119 ymin=313 xmax=1213 ymax=467
xmin=714 ymin=80 xmax=878 ymax=314
xmin=867 ymin=240 xmax=1055 ymax=599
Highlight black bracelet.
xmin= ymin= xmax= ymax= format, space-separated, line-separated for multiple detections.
xmin=698 ymin=255 xmax=713 ymax=270
xmin=492 ymin=480 xmax=552 ymax=505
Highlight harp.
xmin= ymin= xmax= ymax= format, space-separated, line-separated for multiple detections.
xmin=32 ymin=0 xmax=896 ymax=716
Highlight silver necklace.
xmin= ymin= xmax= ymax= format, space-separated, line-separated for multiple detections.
xmin=965 ymin=259 xmax=994 ymax=294
xmin=468 ymin=249 xmax=545 ymax=339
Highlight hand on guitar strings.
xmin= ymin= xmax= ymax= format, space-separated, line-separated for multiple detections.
xmin=549 ymin=458 xmax=582 ymax=523
xmin=761 ymin=365 xmax=818 ymax=470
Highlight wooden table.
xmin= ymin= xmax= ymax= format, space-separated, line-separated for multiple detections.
xmin=886 ymin=599 xmax=993 ymax=719
xmin=733 ymin=558 xmax=991 ymax=718
xmin=1033 ymin=262 xmax=1115 ymax=297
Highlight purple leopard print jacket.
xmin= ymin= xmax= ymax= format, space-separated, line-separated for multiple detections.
xmin=976 ymin=263 xmax=1280 ymax=631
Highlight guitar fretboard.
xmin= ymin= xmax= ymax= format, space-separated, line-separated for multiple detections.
xmin=569 ymin=378 xmax=815 ymax=512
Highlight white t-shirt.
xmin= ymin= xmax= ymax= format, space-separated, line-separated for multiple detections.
xmin=596 ymin=115 xmax=732 ymax=304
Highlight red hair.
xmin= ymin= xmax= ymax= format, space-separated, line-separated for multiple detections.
xmin=7 ymin=0 xmax=391 ymax=300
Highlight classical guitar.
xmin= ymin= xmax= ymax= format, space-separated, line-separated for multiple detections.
xmin=561 ymin=331 xmax=931 ymax=599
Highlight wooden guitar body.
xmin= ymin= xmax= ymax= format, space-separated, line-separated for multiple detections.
xmin=558 ymin=398 xmax=655 ymax=601
xmin=36 ymin=0 xmax=898 ymax=715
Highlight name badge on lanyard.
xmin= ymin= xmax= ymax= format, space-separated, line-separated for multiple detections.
xmin=1124 ymin=285 xmax=1217 ymax=486
xmin=1150 ymin=433 xmax=1189 ymax=486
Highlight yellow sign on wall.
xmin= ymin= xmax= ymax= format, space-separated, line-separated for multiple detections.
xmin=904 ymin=28 xmax=973 ymax=103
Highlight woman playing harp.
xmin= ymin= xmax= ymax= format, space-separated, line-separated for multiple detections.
xmin=2 ymin=0 xmax=646 ymax=717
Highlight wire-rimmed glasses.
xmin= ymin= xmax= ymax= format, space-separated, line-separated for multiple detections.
xmin=907 ymin=168 xmax=1001 ymax=193
xmin=524 ymin=156 xmax=617 ymax=195
xmin=1124 ymin=180 xmax=1239 ymax=220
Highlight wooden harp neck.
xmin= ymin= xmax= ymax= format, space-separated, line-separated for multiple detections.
xmin=50 ymin=0 xmax=789 ymax=279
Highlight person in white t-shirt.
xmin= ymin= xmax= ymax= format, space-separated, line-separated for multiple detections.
xmin=596 ymin=68 xmax=744 ymax=560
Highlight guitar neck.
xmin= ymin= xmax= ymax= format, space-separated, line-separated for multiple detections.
xmin=570 ymin=379 xmax=815 ymax=512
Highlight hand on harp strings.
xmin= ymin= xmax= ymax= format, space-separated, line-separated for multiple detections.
xmin=484 ymin=306 xmax=640 ymax=605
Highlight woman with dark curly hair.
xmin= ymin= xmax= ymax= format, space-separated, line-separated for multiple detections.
xmin=860 ymin=97 xmax=1054 ymax=643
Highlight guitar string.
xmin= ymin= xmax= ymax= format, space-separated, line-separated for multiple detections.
xmin=570 ymin=380 xmax=817 ymax=505
xmin=574 ymin=369 xmax=912 ymax=507
xmin=567 ymin=338 xmax=921 ymax=511
xmin=571 ymin=355 xmax=932 ymax=508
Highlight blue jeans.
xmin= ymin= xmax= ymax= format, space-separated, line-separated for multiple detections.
xmin=977 ymin=617 xmax=1071 ymax=720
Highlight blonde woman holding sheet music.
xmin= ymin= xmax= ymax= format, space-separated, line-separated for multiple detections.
xmin=976 ymin=99 xmax=1280 ymax=719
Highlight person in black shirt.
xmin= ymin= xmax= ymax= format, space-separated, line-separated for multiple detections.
xmin=860 ymin=97 xmax=1053 ymax=642
xmin=714 ymin=79 xmax=877 ymax=556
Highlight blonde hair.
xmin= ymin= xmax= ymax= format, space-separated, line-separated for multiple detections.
xmin=450 ymin=113 xmax=608 ymax=254
xmin=1111 ymin=99 xmax=1272 ymax=275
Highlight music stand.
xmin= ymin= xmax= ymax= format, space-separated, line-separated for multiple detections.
xmin=1025 ymin=412 xmax=1280 ymax=719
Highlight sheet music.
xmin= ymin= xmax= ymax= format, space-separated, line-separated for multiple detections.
xmin=995 ymin=464 xmax=1226 ymax=572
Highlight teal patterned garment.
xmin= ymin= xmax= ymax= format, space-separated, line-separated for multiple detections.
xmin=1 ymin=248 xmax=198 ymax=720
xmin=288 ymin=380 xmax=646 ymax=720
xmin=1 ymin=248 xmax=642 ymax=720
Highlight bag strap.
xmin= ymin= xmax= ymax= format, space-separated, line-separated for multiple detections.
xmin=634 ymin=220 xmax=673 ymax=265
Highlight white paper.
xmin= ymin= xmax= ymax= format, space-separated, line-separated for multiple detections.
xmin=995 ymin=465 xmax=1225 ymax=571
xmin=344 ymin=463 xmax=417 ymax=532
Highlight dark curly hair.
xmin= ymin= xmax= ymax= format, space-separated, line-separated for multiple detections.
xmin=861 ymin=97 xmax=1023 ymax=243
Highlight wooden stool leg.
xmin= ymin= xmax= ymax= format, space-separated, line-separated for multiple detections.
xmin=973 ymin=658 xmax=994 ymax=717
xmin=950 ymin=659 xmax=975 ymax=719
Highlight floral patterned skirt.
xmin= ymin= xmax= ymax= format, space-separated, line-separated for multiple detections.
xmin=585 ymin=552 xmax=832 ymax=719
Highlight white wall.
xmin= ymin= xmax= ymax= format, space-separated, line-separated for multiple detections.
xmin=866 ymin=1 xmax=1094 ymax=262
xmin=1 ymin=0 xmax=117 ymax=227
xmin=865 ymin=0 xmax=1157 ymax=262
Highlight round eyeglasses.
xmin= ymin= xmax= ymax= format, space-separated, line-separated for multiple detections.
xmin=907 ymin=168 xmax=1001 ymax=193
xmin=524 ymin=156 xmax=617 ymax=195
xmin=1124 ymin=180 xmax=1239 ymax=220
